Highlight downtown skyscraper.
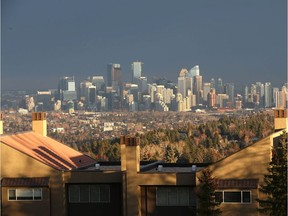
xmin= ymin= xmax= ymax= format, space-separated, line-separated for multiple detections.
xmin=107 ymin=63 xmax=122 ymax=89
xmin=131 ymin=61 xmax=143 ymax=84
xmin=58 ymin=76 xmax=77 ymax=101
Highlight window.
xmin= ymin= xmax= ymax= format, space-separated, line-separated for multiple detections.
xmin=68 ymin=184 xmax=110 ymax=203
xmin=215 ymin=191 xmax=251 ymax=204
xmin=8 ymin=188 xmax=42 ymax=201
xmin=156 ymin=187 xmax=194 ymax=206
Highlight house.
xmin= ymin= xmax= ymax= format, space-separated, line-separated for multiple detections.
xmin=0 ymin=110 xmax=287 ymax=216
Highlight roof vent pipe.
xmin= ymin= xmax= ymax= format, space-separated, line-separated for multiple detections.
xmin=95 ymin=163 xmax=100 ymax=170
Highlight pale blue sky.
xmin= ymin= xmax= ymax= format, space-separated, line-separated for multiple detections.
xmin=2 ymin=0 xmax=287 ymax=90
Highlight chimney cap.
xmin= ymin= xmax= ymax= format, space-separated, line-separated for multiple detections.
xmin=32 ymin=112 xmax=47 ymax=121
xmin=122 ymin=136 xmax=140 ymax=146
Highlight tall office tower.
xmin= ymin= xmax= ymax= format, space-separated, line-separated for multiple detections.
xmin=178 ymin=76 xmax=186 ymax=97
xmin=193 ymin=75 xmax=203 ymax=104
xmin=130 ymin=84 xmax=139 ymax=104
xmin=131 ymin=61 xmax=143 ymax=84
xmin=210 ymin=78 xmax=215 ymax=89
xmin=148 ymin=84 xmax=157 ymax=103
xmin=203 ymin=82 xmax=211 ymax=102
xmin=79 ymin=80 xmax=93 ymax=102
xmin=244 ymin=86 xmax=249 ymax=103
xmin=207 ymin=89 xmax=216 ymax=107
xmin=89 ymin=76 xmax=106 ymax=94
xmin=281 ymin=85 xmax=288 ymax=108
xmin=139 ymin=77 xmax=148 ymax=93
xmin=185 ymin=77 xmax=193 ymax=97
xmin=107 ymin=63 xmax=122 ymax=88
xmin=142 ymin=95 xmax=152 ymax=111
xmin=273 ymin=88 xmax=279 ymax=107
xmin=216 ymin=78 xmax=224 ymax=94
xmin=58 ymin=76 xmax=77 ymax=101
xmin=177 ymin=68 xmax=189 ymax=98
xmin=188 ymin=65 xmax=200 ymax=77
xmin=87 ymin=86 xmax=96 ymax=105
xmin=224 ymin=83 xmax=235 ymax=105
xmin=255 ymin=82 xmax=264 ymax=107
xmin=163 ymin=88 xmax=174 ymax=105
xmin=264 ymin=82 xmax=272 ymax=107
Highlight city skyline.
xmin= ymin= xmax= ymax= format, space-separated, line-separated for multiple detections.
xmin=2 ymin=0 xmax=287 ymax=90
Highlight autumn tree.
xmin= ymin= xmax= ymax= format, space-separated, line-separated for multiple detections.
xmin=257 ymin=131 xmax=287 ymax=216
xmin=197 ymin=168 xmax=221 ymax=216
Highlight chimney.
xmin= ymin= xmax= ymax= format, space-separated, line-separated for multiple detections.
xmin=123 ymin=135 xmax=140 ymax=173
xmin=122 ymin=135 xmax=141 ymax=216
xmin=32 ymin=112 xmax=47 ymax=136
xmin=274 ymin=109 xmax=288 ymax=132
xmin=0 ymin=112 xmax=3 ymax=135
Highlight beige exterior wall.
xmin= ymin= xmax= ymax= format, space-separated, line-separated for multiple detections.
xmin=1 ymin=187 xmax=50 ymax=216
xmin=205 ymin=136 xmax=271 ymax=181
xmin=64 ymin=170 xmax=122 ymax=183
xmin=123 ymin=143 xmax=196 ymax=216
xmin=1 ymin=143 xmax=65 ymax=216
xmin=196 ymin=132 xmax=284 ymax=216
xmin=216 ymin=188 xmax=259 ymax=216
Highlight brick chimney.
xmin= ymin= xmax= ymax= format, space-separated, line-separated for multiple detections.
xmin=32 ymin=112 xmax=47 ymax=136
xmin=120 ymin=135 xmax=140 ymax=172
xmin=121 ymin=135 xmax=141 ymax=216
xmin=0 ymin=112 xmax=3 ymax=135
xmin=274 ymin=109 xmax=288 ymax=132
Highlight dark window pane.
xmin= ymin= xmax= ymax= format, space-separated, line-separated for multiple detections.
xmin=34 ymin=189 xmax=42 ymax=200
xmin=99 ymin=185 xmax=110 ymax=202
xmin=242 ymin=192 xmax=251 ymax=203
xmin=224 ymin=192 xmax=241 ymax=203
xmin=8 ymin=190 xmax=16 ymax=200
xmin=167 ymin=188 xmax=177 ymax=206
xmin=189 ymin=189 xmax=196 ymax=206
xmin=215 ymin=192 xmax=223 ymax=203
xmin=69 ymin=185 xmax=80 ymax=203
xmin=79 ymin=185 xmax=90 ymax=202
xmin=90 ymin=185 xmax=100 ymax=202
xmin=156 ymin=188 xmax=167 ymax=206
xmin=178 ymin=188 xmax=189 ymax=206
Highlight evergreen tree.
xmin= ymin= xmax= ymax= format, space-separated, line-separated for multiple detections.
xmin=257 ymin=131 xmax=287 ymax=216
xmin=164 ymin=144 xmax=178 ymax=163
xmin=197 ymin=168 xmax=221 ymax=216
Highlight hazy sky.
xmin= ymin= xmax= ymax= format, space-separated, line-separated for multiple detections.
xmin=2 ymin=0 xmax=287 ymax=90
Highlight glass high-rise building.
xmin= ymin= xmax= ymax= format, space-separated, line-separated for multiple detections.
xmin=264 ymin=82 xmax=272 ymax=107
xmin=58 ymin=76 xmax=77 ymax=101
xmin=224 ymin=83 xmax=235 ymax=104
xmin=188 ymin=65 xmax=200 ymax=77
xmin=131 ymin=61 xmax=143 ymax=84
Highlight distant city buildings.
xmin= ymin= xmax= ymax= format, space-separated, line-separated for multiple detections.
xmin=1 ymin=62 xmax=287 ymax=112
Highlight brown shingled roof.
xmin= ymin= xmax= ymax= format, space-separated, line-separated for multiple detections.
xmin=215 ymin=179 xmax=259 ymax=189
xmin=2 ymin=177 xmax=49 ymax=187
xmin=0 ymin=132 xmax=96 ymax=170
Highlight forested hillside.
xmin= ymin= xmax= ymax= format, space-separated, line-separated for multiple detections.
xmin=50 ymin=112 xmax=273 ymax=163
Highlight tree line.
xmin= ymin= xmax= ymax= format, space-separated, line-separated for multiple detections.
xmin=49 ymin=112 xmax=274 ymax=163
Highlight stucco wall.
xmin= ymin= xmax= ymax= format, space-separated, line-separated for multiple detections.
xmin=1 ymin=143 xmax=65 ymax=216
